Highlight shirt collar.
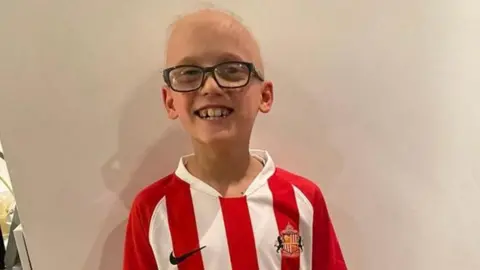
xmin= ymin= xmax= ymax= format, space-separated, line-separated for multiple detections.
xmin=174 ymin=149 xmax=276 ymax=197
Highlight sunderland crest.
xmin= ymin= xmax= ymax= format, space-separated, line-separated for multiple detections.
xmin=275 ymin=223 xmax=303 ymax=258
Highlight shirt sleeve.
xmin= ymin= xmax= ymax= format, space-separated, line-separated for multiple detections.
xmin=312 ymin=188 xmax=348 ymax=270
xmin=123 ymin=199 xmax=158 ymax=270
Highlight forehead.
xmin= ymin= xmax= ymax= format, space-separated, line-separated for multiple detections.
xmin=165 ymin=13 xmax=256 ymax=67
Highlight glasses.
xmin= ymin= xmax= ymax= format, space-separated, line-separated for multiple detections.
xmin=163 ymin=61 xmax=264 ymax=92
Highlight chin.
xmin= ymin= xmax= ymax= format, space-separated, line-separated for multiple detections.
xmin=195 ymin=131 xmax=237 ymax=146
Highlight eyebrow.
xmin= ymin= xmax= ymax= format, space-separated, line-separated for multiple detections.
xmin=175 ymin=52 xmax=247 ymax=66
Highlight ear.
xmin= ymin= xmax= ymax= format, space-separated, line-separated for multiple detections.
xmin=162 ymin=86 xmax=179 ymax=120
xmin=259 ymin=81 xmax=274 ymax=113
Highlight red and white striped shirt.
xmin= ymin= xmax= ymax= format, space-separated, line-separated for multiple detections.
xmin=123 ymin=150 xmax=347 ymax=270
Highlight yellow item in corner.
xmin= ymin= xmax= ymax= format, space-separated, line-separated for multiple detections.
xmin=0 ymin=191 xmax=14 ymax=238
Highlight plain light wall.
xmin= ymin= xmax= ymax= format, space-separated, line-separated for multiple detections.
xmin=0 ymin=1 xmax=479 ymax=269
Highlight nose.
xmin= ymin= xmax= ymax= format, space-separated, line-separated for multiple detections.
xmin=199 ymin=73 xmax=223 ymax=96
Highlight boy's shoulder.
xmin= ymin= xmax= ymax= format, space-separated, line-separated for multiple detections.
xmin=273 ymin=167 xmax=325 ymax=205
xmin=130 ymin=173 xmax=177 ymax=210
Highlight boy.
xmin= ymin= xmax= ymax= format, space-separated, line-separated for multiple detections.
xmin=123 ymin=8 xmax=347 ymax=270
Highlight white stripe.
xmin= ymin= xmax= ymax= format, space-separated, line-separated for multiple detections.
xmin=149 ymin=198 xmax=176 ymax=270
xmin=244 ymin=150 xmax=276 ymax=195
xmin=191 ymin=189 xmax=232 ymax=270
xmin=247 ymin=184 xmax=282 ymax=270
xmin=293 ymin=185 xmax=315 ymax=270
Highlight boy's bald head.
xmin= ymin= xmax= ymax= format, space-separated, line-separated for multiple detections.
xmin=165 ymin=8 xmax=264 ymax=75
xmin=161 ymin=7 xmax=274 ymax=147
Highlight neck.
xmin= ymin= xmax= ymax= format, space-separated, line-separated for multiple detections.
xmin=188 ymin=140 xmax=252 ymax=184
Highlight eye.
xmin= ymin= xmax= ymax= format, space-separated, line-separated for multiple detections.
xmin=216 ymin=63 xmax=249 ymax=81
xmin=170 ymin=66 xmax=203 ymax=84
xmin=180 ymin=68 xmax=202 ymax=76
xmin=224 ymin=65 xmax=242 ymax=74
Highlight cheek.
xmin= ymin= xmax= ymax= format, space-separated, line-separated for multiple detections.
xmin=244 ymin=88 xmax=262 ymax=109
xmin=234 ymin=93 xmax=261 ymax=120
xmin=172 ymin=94 xmax=194 ymax=116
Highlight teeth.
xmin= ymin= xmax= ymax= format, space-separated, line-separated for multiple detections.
xmin=197 ymin=108 xmax=231 ymax=119
xmin=207 ymin=108 xmax=215 ymax=117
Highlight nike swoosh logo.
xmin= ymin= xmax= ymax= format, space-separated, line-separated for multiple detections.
xmin=169 ymin=246 xmax=206 ymax=265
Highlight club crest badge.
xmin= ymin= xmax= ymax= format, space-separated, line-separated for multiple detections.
xmin=275 ymin=223 xmax=303 ymax=258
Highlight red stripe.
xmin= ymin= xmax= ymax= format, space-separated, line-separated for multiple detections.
xmin=220 ymin=197 xmax=259 ymax=270
xmin=269 ymin=178 xmax=301 ymax=270
xmin=166 ymin=179 xmax=204 ymax=270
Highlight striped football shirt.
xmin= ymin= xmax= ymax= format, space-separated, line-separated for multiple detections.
xmin=123 ymin=150 xmax=347 ymax=270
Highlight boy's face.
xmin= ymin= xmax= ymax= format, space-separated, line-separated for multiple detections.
xmin=162 ymin=13 xmax=273 ymax=146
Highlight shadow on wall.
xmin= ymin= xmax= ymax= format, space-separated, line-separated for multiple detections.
xmin=82 ymin=72 xmax=190 ymax=270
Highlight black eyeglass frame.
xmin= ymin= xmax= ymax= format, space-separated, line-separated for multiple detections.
xmin=162 ymin=61 xmax=264 ymax=92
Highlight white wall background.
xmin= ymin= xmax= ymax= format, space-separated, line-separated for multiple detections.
xmin=0 ymin=1 xmax=479 ymax=269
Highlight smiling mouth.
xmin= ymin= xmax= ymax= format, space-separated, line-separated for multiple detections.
xmin=194 ymin=107 xmax=234 ymax=120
